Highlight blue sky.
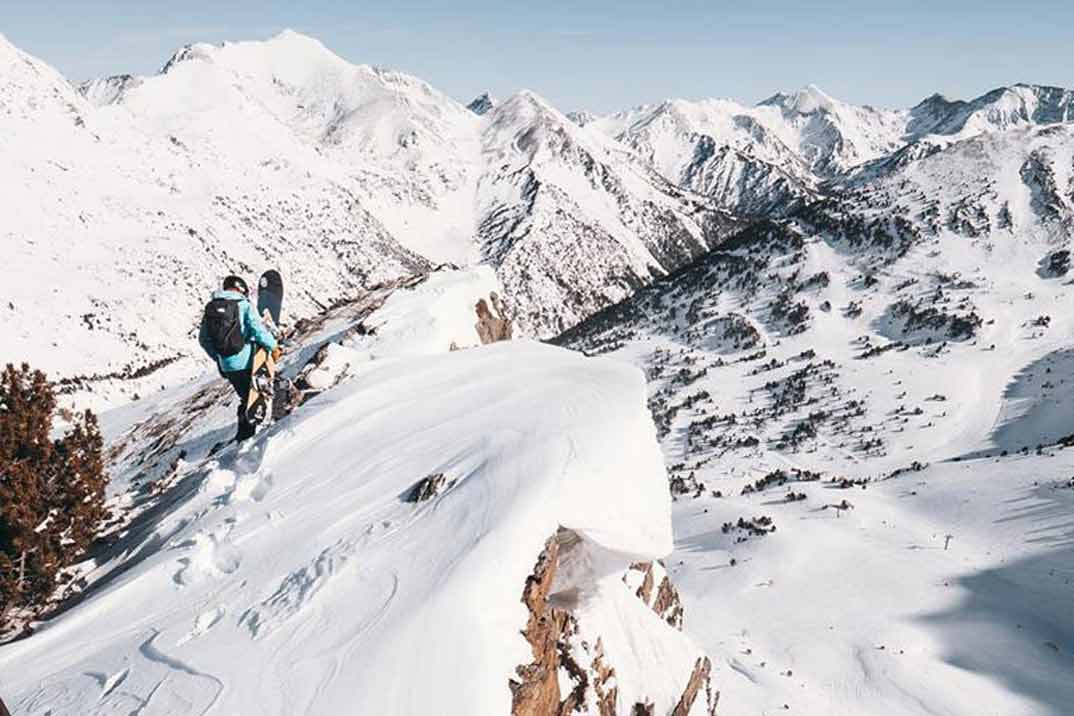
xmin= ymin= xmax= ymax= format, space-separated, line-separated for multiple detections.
xmin=4 ymin=0 xmax=1072 ymax=112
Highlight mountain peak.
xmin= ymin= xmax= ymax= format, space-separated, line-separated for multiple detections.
xmin=159 ymin=29 xmax=342 ymax=76
xmin=795 ymin=84 xmax=835 ymax=111
xmin=466 ymin=92 xmax=496 ymax=115
xmin=265 ymin=28 xmax=330 ymax=51
xmin=911 ymin=92 xmax=959 ymax=111
xmin=159 ymin=42 xmax=214 ymax=74
xmin=271 ymin=27 xmax=305 ymax=40
xmin=499 ymin=89 xmax=561 ymax=116
xmin=758 ymin=84 xmax=839 ymax=115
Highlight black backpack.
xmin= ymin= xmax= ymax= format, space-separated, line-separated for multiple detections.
xmin=202 ymin=297 xmax=245 ymax=357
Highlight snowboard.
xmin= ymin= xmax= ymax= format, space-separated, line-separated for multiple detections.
xmin=245 ymin=270 xmax=285 ymax=428
xmin=257 ymin=269 xmax=284 ymax=335
xmin=246 ymin=269 xmax=298 ymax=428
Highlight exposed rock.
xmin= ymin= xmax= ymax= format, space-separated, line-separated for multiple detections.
xmin=625 ymin=561 xmax=685 ymax=629
xmin=511 ymin=535 xmax=568 ymax=715
xmin=0 ymin=695 xmax=10 ymax=716
xmin=475 ymin=292 xmax=514 ymax=344
xmin=406 ymin=473 xmax=450 ymax=503
xmin=467 ymin=92 xmax=497 ymax=116
xmin=654 ymin=576 xmax=685 ymax=630
xmin=671 ymin=657 xmax=717 ymax=716
xmin=1038 ymin=249 xmax=1071 ymax=278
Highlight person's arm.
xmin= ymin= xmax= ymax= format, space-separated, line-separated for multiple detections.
xmin=243 ymin=301 xmax=278 ymax=352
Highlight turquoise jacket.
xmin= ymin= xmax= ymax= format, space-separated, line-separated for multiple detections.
xmin=198 ymin=290 xmax=278 ymax=374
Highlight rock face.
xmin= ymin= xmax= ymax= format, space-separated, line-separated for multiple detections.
xmin=511 ymin=535 xmax=574 ymax=716
xmin=511 ymin=532 xmax=718 ymax=716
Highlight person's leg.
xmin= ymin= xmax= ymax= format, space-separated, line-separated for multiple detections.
xmin=223 ymin=368 xmax=255 ymax=442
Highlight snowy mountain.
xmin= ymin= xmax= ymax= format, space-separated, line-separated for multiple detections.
xmin=907 ymin=83 xmax=1074 ymax=139
xmin=584 ymin=82 xmax=1074 ymax=220
xmin=755 ymin=84 xmax=910 ymax=174
xmin=589 ymin=97 xmax=820 ymax=216
xmin=478 ymin=90 xmax=740 ymax=335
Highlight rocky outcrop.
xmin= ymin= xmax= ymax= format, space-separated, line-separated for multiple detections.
xmin=475 ymin=292 xmax=514 ymax=345
xmin=511 ymin=532 xmax=718 ymax=715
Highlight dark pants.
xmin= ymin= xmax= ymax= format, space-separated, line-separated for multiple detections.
xmin=223 ymin=360 xmax=256 ymax=442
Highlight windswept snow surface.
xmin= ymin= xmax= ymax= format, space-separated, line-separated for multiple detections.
xmin=0 ymin=340 xmax=695 ymax=715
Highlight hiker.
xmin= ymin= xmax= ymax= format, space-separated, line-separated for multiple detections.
xmin=198 ymin=275 xmax=280 ymax=442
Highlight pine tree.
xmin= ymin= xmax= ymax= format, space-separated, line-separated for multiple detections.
xmin=0 ymin=363 xmax=108 ymax=624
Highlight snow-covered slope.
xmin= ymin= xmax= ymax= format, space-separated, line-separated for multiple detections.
xmin=0 ymin=269 xmax=719 ymax=715
xmin=589 ymin=85 xmax=904 ymax=190
xmin=118 ymin=29 xmax=485 ymax=264
xmin=556 ymin=191 xmax=1074 ymax=714
xmin=813 ymin=123 xmax=1074 ymax=251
